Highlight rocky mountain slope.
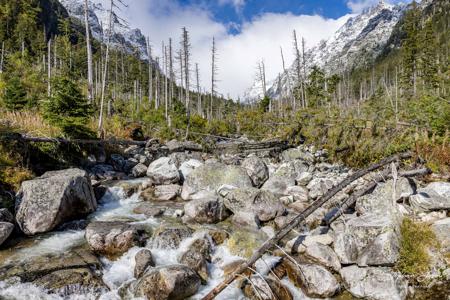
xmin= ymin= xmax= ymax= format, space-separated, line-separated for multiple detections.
xmin=60 ymin=0 xmax=149 ymax=59
xmin=245 ymin=0 xmax=408 ymax=101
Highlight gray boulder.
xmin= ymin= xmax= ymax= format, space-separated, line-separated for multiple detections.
xmin=181 ymin=163 xmax=252 ymax=200
xmin=261 ymin=161 xmax=309 ymax=196
xmin=85 ymin=221 xmax=146 ymax=256
xmin=285 ymin=260 xmax=339 ymax=298
xmin=131 ymin=163 xmax=148 ymax=178
xmin=154 ymin=184 xmax=181 ymax=201
xmin=182 ymin=197 xmax=230 ymax=224
xmin=0 ymin=222 xmax=14 ymax=246
xmin=332 ymin=214 xmax=400 ymax=266
xmin=243 ymin=276 xmax=293 ymax=300
xmin=179 ymin=159 xmax=204 ymax=182
xmin=16 ymin=168 xmax=97 ymax=235
xmin=432 ymin=218 xmax=450 ymax=252
xmin=151 ymin=225 xmax=193 ymax=249
xmin=178 ymin=238 xmax=211 ymax=282
xmin=281 ymin=148 xmax=315 ymax=163
xmin=223 ymin=187 xmax=285 ymax=222
xmin=134 ymin=249 xmax=155 ymax=278
xmin=307 ymin=177 xmax=334 ymax=199
xmin=147 ymin=157 xmax=180 ymax=185
xmin=410 ymin=182 xmax=450 ymax=212
xmin=301 ymin=241 xmax=341 ymax=272
xmin=134 ymin=265 xmax=201 ymax=300
xmin=241 ymin=156 xmax=269 ymax=187
xmin=340 ymin=265 xmax=408 ymax=300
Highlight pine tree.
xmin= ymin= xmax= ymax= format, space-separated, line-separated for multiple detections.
xmin=3 ymin=76 xmax=27 ymax=110
xmin=401 ymin=1 xmax=420 ymax=97
xmin=43 ymin=77 xmax=93 ymax=138
xmin=420 ymin=19 xmax=439 ymax=90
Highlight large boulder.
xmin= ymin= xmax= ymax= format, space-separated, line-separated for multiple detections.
xmin=285 ymin=260 xmax=339 ymax=298
xmin=241 ymin=156 xmax=269 ymax=187
xmin=134 ymin=265 xmax=201 ymax=300
xmin=179 ymin=159 xmax=204 ymax=182
xmin=223 ymin=187 xmax=285 ymax=222
xmin=331 ymin=214 xmax=400 ymax=266
xmin=181 ymin=163 xmax=253 ymax=200
xmin=261 ymin=161 xmax=308 ymax=196
xmin=151 ymin=225 xmax=193 ymax=249
xmin=410 ymin=182 xmax=450 ymax=212
xmin=154 ymin=184 xmax=182 ymax=201
xmin=85 ymin=221 xmax=147 ymax=256
xmin=340 ymin=265 xmax=408 ymax=300
xmin=182 ymin=197 xmax=230 ymax=224
xmin=178 ymin=238 xmax=211 ymax=282
xmin=300 ymin=241 xmax=341 ymax=272
xmin=281 ymin=148 xmax=315 ymax=163
xmin=307 ymin=177 xmax=334 ymax=200
xmin=147 ymin=157 xmax=180 ymax=185
xmin=0 ymin=222 xmax=14 ymax=246
xmin=356 ymin=179 xmax=414 ymax=215
xmin=131 ymin=163 xmax=148 ymax=178
xmin=16 ymin=168 xmax=97 ymax=235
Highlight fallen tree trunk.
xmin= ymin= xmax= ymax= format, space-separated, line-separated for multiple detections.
xmin=201 ymin=152 xmax=412 ymax=300
xmin=322 ymin=167 xmax=431 ymax=226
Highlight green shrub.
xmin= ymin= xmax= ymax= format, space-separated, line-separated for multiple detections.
xmin=2 ymin=76 xmax=28 ymax=110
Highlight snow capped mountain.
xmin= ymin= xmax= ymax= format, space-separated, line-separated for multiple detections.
xmin=60 ymin=0 xmax=148 ymax=59
xmin=245 ymin=0 xmax=408 ymax=102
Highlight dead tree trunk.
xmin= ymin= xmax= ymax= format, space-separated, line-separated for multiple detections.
xmin=182 ymin=27 xmax=191 ymax=140
xmin=47 ymin=38 xmax=52 ymax=96
xmin=201 ymin=152 xmax=412 ymax=300
xmin=84 ymin=0 xmax=94 ymax=103
xmin=146 ymin=37 xmax=153 ymax=106
xmin=196 ymin=63 xmax=202 ymax=116
xmin=210 ymin=37 xmax=218 ymax=121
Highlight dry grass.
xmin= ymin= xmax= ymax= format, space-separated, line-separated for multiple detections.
xmin=0 ymin=110 xmax=61 ymax=137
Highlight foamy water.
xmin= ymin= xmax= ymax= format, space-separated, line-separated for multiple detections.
xmin=0 ymin=181 xmax=253 ymax=300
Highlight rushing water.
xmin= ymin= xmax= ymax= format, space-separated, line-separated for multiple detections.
xmin=0 ymin=180 xmax=275 ymax=300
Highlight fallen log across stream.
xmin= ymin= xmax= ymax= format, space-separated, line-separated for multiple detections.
xmin=201 ymin=152 xmax=414 ymax=300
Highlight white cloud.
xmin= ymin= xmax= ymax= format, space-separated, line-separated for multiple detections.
xmin=114 ymin=0 xmax=350 ymax=98
xmin=346 ymin=0 xmax=410 ymax=13
xmin=218 ymin=0 xmax=246 ymax=13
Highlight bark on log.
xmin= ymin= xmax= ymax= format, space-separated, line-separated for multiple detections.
xmin=201 ymin=152 xmax=412 ymax=300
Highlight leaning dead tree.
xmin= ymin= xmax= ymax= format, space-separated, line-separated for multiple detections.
xmin=201 ymin=152 xmax=413 ymax=300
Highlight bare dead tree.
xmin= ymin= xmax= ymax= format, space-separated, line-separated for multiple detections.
xmin=210 ymin=37 xmax=218 ymax=121
xmin=196 ymin=63 xmax=202 ymax=116
xmin=169 ymin=38 xmax=175 ymax=106
xmin=155 ymin=57 xmax=160 ymax=109
xmin=146 ymin=37 xmax=153 ymax=106
xmin=0 ymin=41 xmax=4 ymax=74
xmin=301 ymin=37 xmax=308 ymax=107
xmin=293 ymin=30 xmax=302 ymax=109
xmin=163 ymin=41 xmax=168 ymax=119
xmin=84 ymin=0 xmax=94 ymax=103
xmin=280 ymin=46 xmax=293 ymax=111
xmin=47 ymin=38 xmax=51 ymax=96
xmin=178 ymin=48 xmax=184 ymax=103
xmin=182 ymin=27 xmax=191 ymax=140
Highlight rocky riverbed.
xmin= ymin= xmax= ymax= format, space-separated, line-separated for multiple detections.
xmin=0 ymin=139 xmax=449 ymax=300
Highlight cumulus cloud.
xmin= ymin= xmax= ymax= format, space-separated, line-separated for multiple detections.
xmin=110 ymin=0 xmax=350 ymax=98
xmin=218 ymin=0 xmax=246 ymax=13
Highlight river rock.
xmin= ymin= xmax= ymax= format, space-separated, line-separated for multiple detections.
xmin=307 ymin=177 xmax=334 ymax=199
xmin=340 ymin=265 xmax=408 ymax=300
xmin=301 ymin=241 xmax=341 ymax=272
xmin=0 ymin=208 xmax=14 ymax=223
xmin=285 ymin=260 xmax=339 ymax=298
xmin=131 ymin=163 xmax=148 ymax=178
xmin=410 ymin=182 xmax=450 ymax=212
xmin=178 ymin=238 xmax=211 ymax=282
xmin=181 ymin=163 xmax=252 ymax=200
xmin=182 ymin=197 xmax=230 ymax=224
xmin=154 ymin=184 xmax=182 ymax=201
xmin=241 ymin=156 xmax=269 ymax=187
xmin=286 ymin=186 xmax=309 ymax=202
xmin=33 ymin=267 xmax=106 ymax=295
xmin=281 ymin=148 xmax=315 ymax=163
xmin=133 ymin=203 xmax=165 ymax=217
xmin=16 ymin=168 xmax=97 ymax=235
xmin=179 ymin=159 xmax=204 ymax=182
xmin=432 ymin=218 xmax=450 ymax=252
xmin=0 ymin=222 xmax=14 ymax=246
xmin=261 ymin=161 xmax=309 ymax=196
xmin=223 ymin=187 xmax=285 ymax=222
xmin=85 ymin=221 xmax=147 ymax=256
xmin=134 ymin=265 xmax=201 ymax=300
xmin=243 ymin=276 xmax=293 ymax=300
xmin=134 ymin=249 xmax=155 ymax=278
xmin=147 ymin=157 xmax=180 ymax=185
xmin=356 ymin=178 xmax=414 ymax=215
xmin=110 ymin=154 xmax=127 ymax=172
xmin=296 ymin=172 xmax=313 ymax=186
xmin=331 ymin=214 xmax=399 ymax=266
xmin=151 ymin=225 xmax=193 ymax=249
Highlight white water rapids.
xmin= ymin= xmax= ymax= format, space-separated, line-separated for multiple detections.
xmin=0 ymin=180 xmax=289 ymax=300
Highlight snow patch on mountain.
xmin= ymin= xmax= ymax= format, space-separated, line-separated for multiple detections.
xmin=245 ymin=0 xmax=408 ymax=102
xmin=60 ymin=0 xmax=148 ymax=60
